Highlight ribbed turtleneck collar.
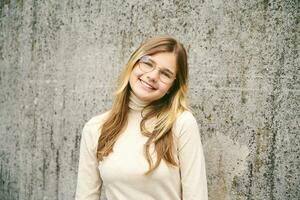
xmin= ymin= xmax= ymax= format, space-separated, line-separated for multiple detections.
xmin=128 ymin=91 xmax=150 ymax=111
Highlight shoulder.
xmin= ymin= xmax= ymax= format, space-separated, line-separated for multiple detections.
xmin=84 ymin=110 xmax=111 ymax=129
xmin=85 ymin=111 xmax=110 ymax=127
xmin=175 ymin=110 xmax=198 ymax=127
xmin=81 ymin=110 xmax=111 ymax=145
xmin=173 ymin=110 xmax=199 ymax=137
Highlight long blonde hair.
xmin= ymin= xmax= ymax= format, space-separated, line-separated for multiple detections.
xmin=97 ymin=35 xmax=189 ymax=175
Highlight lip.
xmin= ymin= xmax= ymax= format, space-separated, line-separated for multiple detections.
xmin=139 ymin=78 xmax=157 ymax=90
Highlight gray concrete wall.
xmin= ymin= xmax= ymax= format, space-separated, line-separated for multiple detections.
xmin=0 ymin=0 xmax=299 ymax=199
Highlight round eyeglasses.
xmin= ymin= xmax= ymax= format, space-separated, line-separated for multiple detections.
xmin=138 ymin=55 xmax=176 ymax=84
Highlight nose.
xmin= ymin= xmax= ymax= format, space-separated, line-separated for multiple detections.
xmin=146 ymin=69 xmax=160 ymax=82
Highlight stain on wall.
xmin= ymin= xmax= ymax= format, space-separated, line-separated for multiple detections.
xmin=204 ymin=132 xmax=250 ymax=200
xmin=0 ymin=0 xmax=299 ymax=199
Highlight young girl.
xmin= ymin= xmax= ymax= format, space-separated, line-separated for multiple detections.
xmin=75 ymin=35 xmax=208 ymax=200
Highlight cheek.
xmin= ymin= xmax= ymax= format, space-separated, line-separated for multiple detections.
xmin=131 ymin=66 xmax=143 ymax=79
xmin=158 ymin=83 xmax=172 ymax=94
xmin=129 ymin=67 xmax=142 ymax=87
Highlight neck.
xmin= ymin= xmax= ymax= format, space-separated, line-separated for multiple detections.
xmin=128 ymin=91 xmax=150 ymax=111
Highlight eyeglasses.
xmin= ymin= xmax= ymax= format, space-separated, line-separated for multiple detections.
xmin=138 ymin=55 xmax=176 ymax=84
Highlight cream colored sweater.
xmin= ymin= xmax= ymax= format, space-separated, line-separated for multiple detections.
xmin=75 ymin=93 xmax=208 ymax=200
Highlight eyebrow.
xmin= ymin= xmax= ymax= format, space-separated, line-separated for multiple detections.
xmin=146 ymin=56 xmax=175 ymax=76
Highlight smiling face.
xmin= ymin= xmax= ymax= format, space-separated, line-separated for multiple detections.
xmin=129 ymin=52 xmax=177 ymax=102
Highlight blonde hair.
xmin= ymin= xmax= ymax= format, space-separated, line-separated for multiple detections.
xmin=96 ymin=35 xmax=189 ymax=175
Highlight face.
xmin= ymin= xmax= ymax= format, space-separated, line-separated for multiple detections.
xmin=129 ymin=52 xmax=177 ymax=102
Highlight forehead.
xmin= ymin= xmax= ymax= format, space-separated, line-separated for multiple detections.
xmin=147 ymin=52 xmax=177 ymax=73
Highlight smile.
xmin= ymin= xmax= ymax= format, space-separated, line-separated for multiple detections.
xmin=139 ymin=79 xmax=157 ymax=90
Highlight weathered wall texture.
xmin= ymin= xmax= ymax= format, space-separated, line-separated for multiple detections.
xmin=0 ymin=0 xmax=299 ymax=199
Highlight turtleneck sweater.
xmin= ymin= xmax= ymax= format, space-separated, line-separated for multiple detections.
xmin=75 ymin=92 xmax=208 ymax=200
xmin=128 ymin=91 xmax=150 ymax=111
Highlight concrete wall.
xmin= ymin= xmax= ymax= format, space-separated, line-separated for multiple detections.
xmin=0 ymin=0 xmax=299 ymax=199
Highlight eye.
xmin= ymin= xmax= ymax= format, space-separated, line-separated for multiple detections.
xmin=144 ymin=61 xmax=151 ymax=65
xmin=161 ymin=71 xmax=172 ymax=78
xmin=143 ymin=61 xmax=153 ymax=68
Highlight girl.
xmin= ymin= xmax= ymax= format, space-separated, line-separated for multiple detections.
xmin=76 ymin=35 xmax=208 ymax=200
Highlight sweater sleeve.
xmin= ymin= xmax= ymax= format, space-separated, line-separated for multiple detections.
xmin=176 ymin=112 xmax=208 ymax=200
xmin=75 ymin=122 xmax=102 ymax=200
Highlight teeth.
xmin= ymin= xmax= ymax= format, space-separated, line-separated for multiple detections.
xmin=140 ymin=79 xmax=155 ymax=89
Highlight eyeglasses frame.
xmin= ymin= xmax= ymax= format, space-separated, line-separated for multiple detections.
xmin=137 ymin=55 xmax=176 ymax=84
